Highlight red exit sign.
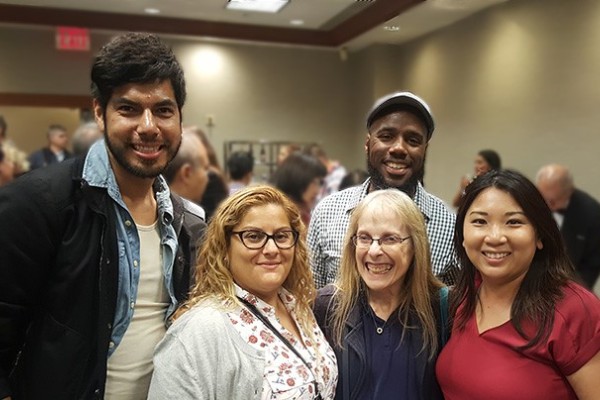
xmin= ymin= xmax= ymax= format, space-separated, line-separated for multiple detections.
xmin=56 ymin=27 xmax=90 ymax=51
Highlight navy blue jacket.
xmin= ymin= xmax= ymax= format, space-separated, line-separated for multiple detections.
xmin=314 ymin=285 xmax=445 ymax=400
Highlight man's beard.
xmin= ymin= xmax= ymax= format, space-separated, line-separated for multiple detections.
xmin=367 ymin=158 xmax=420 ymax=197
xmin=104 ymin=129 xmax=181 ymax=179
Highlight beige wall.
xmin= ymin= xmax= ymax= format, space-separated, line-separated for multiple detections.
xmin=171 ymin=39 xmax=354 ymax=169
xmin=0 ymin=27 xmax=355 ymax=168
xmin=358 ymin=0 xmax=600 ymax=203
xmin=1 ymin=0 xmax=600 ymax=204
xmin=0 ymin=106 xmax=81 ymax=153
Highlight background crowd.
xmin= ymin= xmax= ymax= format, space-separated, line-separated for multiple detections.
xmin=0 ymin=32 xmax=599 ymax=400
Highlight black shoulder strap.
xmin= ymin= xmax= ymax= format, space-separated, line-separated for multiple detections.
xmin=237 ymin=296 xmax=322 ymax=399
xmin=237 ymin=296 xmax=310 ymax=365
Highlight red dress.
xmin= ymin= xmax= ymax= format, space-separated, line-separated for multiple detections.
xmin=436 ymin=283 xmax=600 ymax=400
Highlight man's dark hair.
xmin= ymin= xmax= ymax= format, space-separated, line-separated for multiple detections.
xmin=270 ymin=152 xmax=326 ymax=205
xmin=227 ymin=151 xmax=254 ymax=180
xmin=91 ymin=33 xmax=186 ymax=113
xmin=47 ymin=124 xmax=67 ymax=137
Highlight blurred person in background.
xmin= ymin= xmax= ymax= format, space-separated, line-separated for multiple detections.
xmin=71 ymin=121 xmax=103 ymax=156
xmin=276 ymin=143 xmax=303 ymax=166
xmin=305 ymin=143 xmax=346 ymax=202
xmin=0 ymin=146 xmax=15 ymax=186
xmin=163 ymin=131 xmax=210 ymax=217
xmin=536 ymin=164 xmax=600 ymax=290
xmin=0 ymin=115 xmax=29 ymax=178
xmin=186 ymin=126 xmax=229 ymax=222
xmin=451 ymin=149 xmax=502 ymax=209
xmin=338 ymin=169 xmax=369 ymax=191
xmin=227 ymin=150 xmax=254 ymax=195
xmin=28 ymin=123 xmax=72 ymax=170
xmin=270 ymin=151 xmax=327 ymax=226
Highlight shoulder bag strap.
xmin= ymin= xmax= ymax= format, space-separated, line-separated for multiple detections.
xmin=439 ymin=286 xmax=450 ymax=347
xmin=342 ymin=338 xmax=350 ymax=400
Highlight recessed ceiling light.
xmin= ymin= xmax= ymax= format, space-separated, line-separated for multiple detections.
xmin=383 ymin=25 xmax=400 ymax=32
xmin=144 ymin=8 xmax=161 ymax=15
xmin=226 ymin=0 xmax=289 ymax=13
xmin=290 ymin=19 xmax=304 ymax=26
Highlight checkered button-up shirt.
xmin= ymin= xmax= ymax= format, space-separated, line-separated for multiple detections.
xmin=307 ymin=178 xmax=458 ymax=288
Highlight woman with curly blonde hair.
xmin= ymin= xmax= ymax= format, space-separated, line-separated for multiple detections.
xmin=149 ymin=185 xmax=337 ymax=400
xmin=314 ymin=189 xmax=447 ymax=400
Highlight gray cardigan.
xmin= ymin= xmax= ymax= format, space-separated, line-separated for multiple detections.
xmin=148 ymin=301 xmax=264 ymax=400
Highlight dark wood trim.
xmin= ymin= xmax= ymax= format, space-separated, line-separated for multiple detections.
xmin=0 ymin=1 xmax=426 ymax=107
xmin=0 ymin=4 xmax=329 ymax=47
xmin=0 ymin=1 xmax=425 ymax=47
xmin=0 ymin=93 xmax=92 ymax=108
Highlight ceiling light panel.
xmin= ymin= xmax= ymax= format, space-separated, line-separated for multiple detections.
xmin=226 ymin=0 xmax=289 ymax=13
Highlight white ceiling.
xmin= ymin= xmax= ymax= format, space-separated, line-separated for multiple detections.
xmin=0 ymin=0 xmax=510 ymax=51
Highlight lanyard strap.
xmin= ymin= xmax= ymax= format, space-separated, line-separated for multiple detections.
xmin=237 ymin=296 xmax=322 ymax=399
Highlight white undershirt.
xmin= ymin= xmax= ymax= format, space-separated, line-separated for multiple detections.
xmin=553 ymin=211 xmax=565 ymax=229
xmin=105 ymin=221 xmax=169 ymax=400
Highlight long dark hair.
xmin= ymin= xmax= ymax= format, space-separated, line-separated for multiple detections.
xmin=478 ymin=149 xmax=502 ymax=170
xmin=270 ymin=152 xmax=326 ymax=205
xmin=452 ymin=169 xmax=574 ymax=348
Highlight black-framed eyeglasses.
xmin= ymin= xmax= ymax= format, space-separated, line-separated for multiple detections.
xmin=231 ymin=229 xmax=299 ymax=250
xmin=351 ymin=234 xmax=411 ymax=249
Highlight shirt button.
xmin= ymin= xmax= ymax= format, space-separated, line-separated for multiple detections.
xmin=125 ymin=220 xmax=132 ymax=227
xmin=109 ymin=341 xmax=115 ymax=349
xmin=133 ymin=260 xmax=138 ymax=268
xmin=130 ymin=301 xmax=135 ymax=309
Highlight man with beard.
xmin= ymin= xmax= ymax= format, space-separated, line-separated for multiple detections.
xmin=308 ymin=92 xmax=457 ymax=288
xmin=0 ymin=33 xmax=205 ymax=400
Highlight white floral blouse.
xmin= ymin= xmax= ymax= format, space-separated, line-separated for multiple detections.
xmin=229 ymin=285 xmax=338 ymax=400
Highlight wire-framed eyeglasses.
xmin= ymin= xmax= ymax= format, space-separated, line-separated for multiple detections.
xmin=352 ymin=234 xmax=411 ymax=249
xmin=231 ymin=229 xmax=299 ymax=250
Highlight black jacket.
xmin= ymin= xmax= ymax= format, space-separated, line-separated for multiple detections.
xmin=313 ymin=285 xmax=445 ymax=400
xmin=561 ymin=188 xmax=600 ymax=288
xmin=28 ymin=147 xmax=72 ymax=170
xmin=0 ymin=157 xmax=205 ymax=399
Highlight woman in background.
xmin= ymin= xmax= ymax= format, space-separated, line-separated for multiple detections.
xmin=314 ymin=189 xmax=448 ymax=400
xmin=437 ymin=169 xmax=600 ymax=399
xmin=338 ymin=169 xmax=368 ymax=191
xmin=452 ymin=149 xmax=501 ymax=208
xmin=149 ymin=186 xmax=337 ymax=399
xmin=270 ymin=152 xmax=327 ymax=226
